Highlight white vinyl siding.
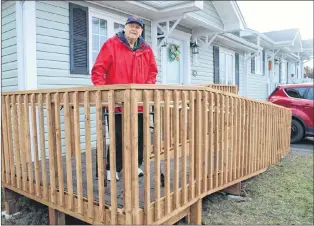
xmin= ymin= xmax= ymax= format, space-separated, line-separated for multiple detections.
xmin=2 ymin=1 xmax=18 ymax=92
xmin=191 ymin=44 xmax=214 ymax=84
xmin=247 ymin=58 xmax=268 ymax=101
xmin=187 ymin=1 xmax=224 ymax=30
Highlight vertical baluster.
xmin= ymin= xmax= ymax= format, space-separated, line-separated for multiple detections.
xmin=54 ymin=93 xmax=64 ymax=206
xmin=84 ymin=91 xmax=94 ymax=219
xmin=202 ymin=91 xmax=208 ymax=192
xmin=46 ymin=93 xmax=56 ymax=203
xmin=208 ymin=92 xmax=214 ymax=189
xmin=181 ymin=91 xmax=188 ymax=204
xmin=154 ymin=90 xmax=161 ymax=220
xmin=2 ymin=96 xmax=10 ymax=184
xmin=189 ymin=91 xmax=195 ymax=199
xmin=122 ymin=90 xmax=131 ymax=224
xmin=164 ymin=90 xmax=171 ymax=214
xmin=11 ymin=95 xmax=21 ymax=188
xmin=38 ymin=94 xmax=48 ymax=199
xmin=73 ymin=92 xmax=83 ymax=214
xmin=63 ymin=92 xmax=74 ymax=209
xmin=195 ymin=91 xmax=202 ymax=196
xmin=130 ymin=90 xmax=139 ymax=224
xmin=5 ymin=95 xmax=15 ymax=186
xmin=214 ymin=92 xmax=219 ymax=187
xmin=31 ymin=94 xmax=40 ymax=197
xmin=24 ymin=94 xmax=34 ymax=194
xmin=224 ymin=96 xmax=229 ymax=184
xmin=143 ymin=90 xmax=151 ymax=224
xmin=173 ymin=90 xmax=180 ymax=208
xmin=219 ymin=95 xmax=224 ymax=186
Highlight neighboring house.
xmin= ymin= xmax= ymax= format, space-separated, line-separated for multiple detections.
xmin=240 ymin=28 xmax=313 ymax=100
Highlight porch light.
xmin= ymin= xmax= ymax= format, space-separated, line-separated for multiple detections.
xmin=190 ymin=42 xmax=199 ymax=55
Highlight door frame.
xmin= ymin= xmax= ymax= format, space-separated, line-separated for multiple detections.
xmin=161 ymin=29 xmax=191 ymax=85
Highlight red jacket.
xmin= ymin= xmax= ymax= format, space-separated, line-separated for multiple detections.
xmin=91 ymin=32 xmax=158 ymax=113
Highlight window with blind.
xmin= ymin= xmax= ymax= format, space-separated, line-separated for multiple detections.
xmin=69 ymin=3 xmax=146 ymax=75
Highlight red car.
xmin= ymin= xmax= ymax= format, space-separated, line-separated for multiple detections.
xmin=267 ymin=83 xmax=314 ymax=143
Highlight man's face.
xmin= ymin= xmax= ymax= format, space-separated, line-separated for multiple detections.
xmin=124 ymin=23 xmax=143 ymax=40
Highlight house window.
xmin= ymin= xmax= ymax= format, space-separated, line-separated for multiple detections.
xmin=251 ymin=51 xmax=263 ymax=75
xmin=89 ymin=11 xmax=126 ymax=72
xmin=219 ymin=48 xmax=235 ymax=85
xmin=91 ymin=17 xmax=108 ymax=66
xmin=69 ymin=4 xmax=146 ymax=75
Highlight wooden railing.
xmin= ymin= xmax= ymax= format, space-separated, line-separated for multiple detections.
xmin=1 ymin=84 xmax=291 ymax=225
xmin=196 ymin=84 xmax=239 ymax=95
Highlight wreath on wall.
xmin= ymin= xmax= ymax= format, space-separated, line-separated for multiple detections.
xmin=168 ymin=44 xmax=180 ymax=62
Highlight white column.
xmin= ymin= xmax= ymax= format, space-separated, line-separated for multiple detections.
xmin=22 ymin=1 xmax=38 ymax=161
xmin=244 ymin=53 xmax=249 ymax=97
xmin=16 ymin=1 xmax=25 ymax=90
xmin=280 ymin=58 xmax=287 ymax=83
xmin=23 ymin=1 xmax=37 ymax=90
xmin=184 ymin=39 xmax=191 ymax=85
xmin=301 ymin=61 xmax=304 ymax=78
xmin=151 ymin=21 xmax=158 ymax=59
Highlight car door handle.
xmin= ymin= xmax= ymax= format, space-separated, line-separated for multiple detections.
xmin=304 ymin=104 xmax=310 ymax=107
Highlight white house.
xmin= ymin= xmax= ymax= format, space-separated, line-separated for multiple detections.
xmin=1 ymin=0 xmax=254 ymax=155
xmin=240 ymin=28 xmax=313 ymax=100
xmin=1 ymin=0 xmax=261 ymax=93
xmin=1 ymin=0 xmax=312 ymax=154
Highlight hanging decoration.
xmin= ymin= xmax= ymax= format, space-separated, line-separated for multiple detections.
xmin=168 ymin=44 xmax=180 ymax=62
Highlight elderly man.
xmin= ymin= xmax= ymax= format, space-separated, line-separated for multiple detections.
xmin=91 ymin=15 xmax=158 ymax=181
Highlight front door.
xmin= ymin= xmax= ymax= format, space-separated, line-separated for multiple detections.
xmin=165 ymin=38 xmax=184 ymax=85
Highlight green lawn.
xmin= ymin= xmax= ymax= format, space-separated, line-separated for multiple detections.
xmin=201 ymin=151 xmax=313 ymax=225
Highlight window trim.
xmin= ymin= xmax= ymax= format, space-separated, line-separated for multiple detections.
xmin=251 ymin=51 xmax=263 ymax=75
xmin=219 ymin=47 xmax=236 ymax=85
xmin=88 ymin=8 xmax=127 ymax=73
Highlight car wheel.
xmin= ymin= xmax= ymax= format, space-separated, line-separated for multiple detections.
xmin=290 ymin=119 xmax=304 ymax=143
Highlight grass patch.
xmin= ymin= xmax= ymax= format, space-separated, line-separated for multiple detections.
xmin=202 ymin=151 xmax=313 ymax=225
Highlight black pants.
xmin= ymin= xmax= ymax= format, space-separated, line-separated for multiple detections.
xmin=105 ymin=112 xmax=144 ymax=173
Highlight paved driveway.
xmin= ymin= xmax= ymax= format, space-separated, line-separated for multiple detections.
xmin=290 ymin=137 xmax=314 ymax=153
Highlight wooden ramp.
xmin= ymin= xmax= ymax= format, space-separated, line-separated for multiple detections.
xmin=1 ymin=84 xmax=292 ymax=225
